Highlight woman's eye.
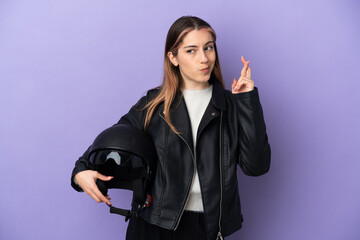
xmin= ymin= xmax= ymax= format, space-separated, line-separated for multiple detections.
xmin=205 ymin=46 xmax=214 ymax=51
xmin=186 ymin=49 xmax=195 ymax=54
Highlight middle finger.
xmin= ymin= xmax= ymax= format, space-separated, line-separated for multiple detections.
xmin=240 ymin=60 xmax=249 ymax=78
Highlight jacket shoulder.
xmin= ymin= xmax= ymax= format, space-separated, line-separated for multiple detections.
xmin=132 ymin=87 xmax=161 ymax=109
xmin=118 ymin=87 xmax=161 ymax=128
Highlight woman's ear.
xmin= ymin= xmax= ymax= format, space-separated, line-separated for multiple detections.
xmin=167 ymin=52 xmax=179 ymax=67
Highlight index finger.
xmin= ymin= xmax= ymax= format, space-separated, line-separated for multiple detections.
xmin=93 ymin=187 xmax=112 ymax=205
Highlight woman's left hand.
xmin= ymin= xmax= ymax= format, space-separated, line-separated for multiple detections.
xmin=232 ymin=56 xmax=255 ymax=94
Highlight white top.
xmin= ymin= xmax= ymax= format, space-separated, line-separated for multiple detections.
xmin=182 ymin=84 xmax=213 ymax=212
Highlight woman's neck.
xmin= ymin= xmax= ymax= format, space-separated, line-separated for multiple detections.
xmin=182 ymin=81 xmax=210 ymax=90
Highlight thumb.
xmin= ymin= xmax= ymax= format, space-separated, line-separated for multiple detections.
xmin=232 ymin=78 xmax=237 ymax=89
xmin=96 ymin=172 xmax=114 ymax=181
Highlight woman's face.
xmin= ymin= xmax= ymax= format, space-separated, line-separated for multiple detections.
xmin=168 ymin=29 xmax=216 ymax=90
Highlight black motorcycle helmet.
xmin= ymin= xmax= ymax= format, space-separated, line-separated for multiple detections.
xmin=88 ymin=124 xmax=156 ymax=221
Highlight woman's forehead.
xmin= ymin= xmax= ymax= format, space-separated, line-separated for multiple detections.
xmin=181 ymin=29 xmax=214 ymax=47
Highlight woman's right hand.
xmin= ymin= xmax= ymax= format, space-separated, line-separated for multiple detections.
xmin=74 ymin=170 xmax=113 ymax=205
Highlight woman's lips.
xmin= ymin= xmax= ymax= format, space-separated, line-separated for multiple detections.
xmin=200 ymin=67 xmax=209 ymax=72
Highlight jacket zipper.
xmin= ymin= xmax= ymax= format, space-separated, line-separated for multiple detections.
xmin=174 ymin=133 xmax=196 ymax=230
xmin=159 ymin=113 xmax=196 ymax=231
xmin=216 ymin=111 xmax=224 ymax=240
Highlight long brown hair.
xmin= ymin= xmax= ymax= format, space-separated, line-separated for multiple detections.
xmin=144 ymin=16 xmax=224 ymax=134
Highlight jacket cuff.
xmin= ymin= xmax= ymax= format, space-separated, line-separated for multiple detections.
xmin=232 ymin=87 xmax=259 ymax=99
xmin=70 ymin=162 xmax=89 ymax=192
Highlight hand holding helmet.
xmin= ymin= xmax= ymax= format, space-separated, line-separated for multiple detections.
xmin=74 ymin=170 xmax=113 ymax=205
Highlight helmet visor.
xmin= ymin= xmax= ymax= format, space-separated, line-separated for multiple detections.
xmin=90 ymin=149 xmax=145 ymax=168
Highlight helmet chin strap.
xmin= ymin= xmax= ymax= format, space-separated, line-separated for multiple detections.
xmin=107 ymin=204 xmax=131 ymax=221
xmin=107 ymin=194 xmax=152 ymax=222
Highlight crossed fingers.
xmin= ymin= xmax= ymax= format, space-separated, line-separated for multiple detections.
xmin=232 ymin=56 xmax=254 ymax=94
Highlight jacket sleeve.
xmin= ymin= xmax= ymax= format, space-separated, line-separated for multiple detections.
xmin=233 ymin=87 xmax=271 ymax=176
xmin=70 ymin=146 xmax=91 ymax=192
xmin=70 ymin=93 xmax=151 ymax=192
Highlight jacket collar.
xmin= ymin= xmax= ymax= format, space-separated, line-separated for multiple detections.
xmin=159 ymin=78 xmax=226 ymax=153
xmin=172 ymin=78 xmax=227 ymax=112
xmin=210 ymin=80 xmax=226 ymax=111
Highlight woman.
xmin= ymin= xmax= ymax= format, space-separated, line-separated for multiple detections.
xmin=71 ymin=16 xmax=271 ymax=240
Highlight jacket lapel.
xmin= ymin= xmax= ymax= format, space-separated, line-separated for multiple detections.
xmin=197 ymin=82 xmax=226 ymax=139
xmin=171 ymin=96 xmax=194 ymax=152
xmin=159 ymin=92 xmax=194 ymax=153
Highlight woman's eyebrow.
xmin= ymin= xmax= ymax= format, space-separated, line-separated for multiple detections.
xmin=183 ymin=41 xmax=214 ymax=49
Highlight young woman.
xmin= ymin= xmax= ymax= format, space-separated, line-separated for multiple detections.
xmin=71 ymin=16 xmax=271 ymax=240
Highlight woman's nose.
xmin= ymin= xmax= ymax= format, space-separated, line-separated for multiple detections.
xmin=199 ymin=49 xmax=208 ymax=63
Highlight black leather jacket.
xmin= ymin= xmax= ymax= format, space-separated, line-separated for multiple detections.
xmin=71 ymin=81 xmax=271 ymax=239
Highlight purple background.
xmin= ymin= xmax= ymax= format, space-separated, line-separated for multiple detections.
xmin=1 ymin=0 xmax=359 ymax=239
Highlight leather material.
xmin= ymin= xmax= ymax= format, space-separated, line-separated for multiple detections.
xmin=71 ymin=79 xmax=271 ymax=239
